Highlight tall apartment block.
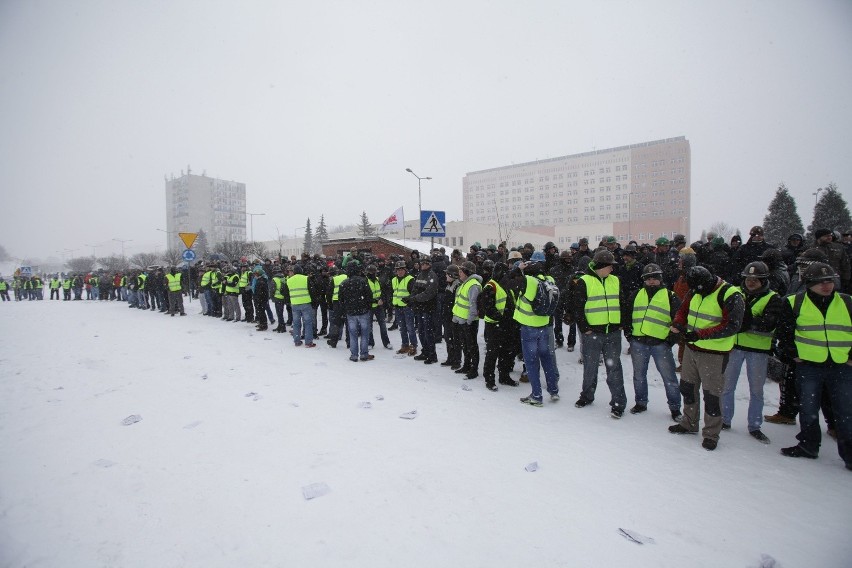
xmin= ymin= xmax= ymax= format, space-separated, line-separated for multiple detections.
xmin=164 ymin=167 xmax=246 ymax=250
xmin=462 ymin=137 xmax=690 ymax=246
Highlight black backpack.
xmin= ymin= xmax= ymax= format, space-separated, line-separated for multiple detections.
xmin=531 ymin=277 xmax=560 ymax=317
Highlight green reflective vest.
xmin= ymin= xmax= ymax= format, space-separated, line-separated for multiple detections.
xmin=735 ymin=289 xmax=776 ymax=351
xmin=790 ymin=292 xmax=852 ymax=364
xmin=687 ymin=284 xmax=740 ymax=351
xmin=286 ymin=274 xmax=311 ymax=305
xmin=392 ymin=275 xmax=413 ymax=307
xmin=225 ymin=273 xmax=239 ymax=294
xmin=581 ymin=273 xmax=621 ymax=326
xmin=50 ymin=278 xmax=60 ymax=289
xmin=483 ymin=280 xmax=507 ymax=324
xmin=452 ymin=277 xmax=481 ymax=320
xmin=239 ymin=270 xmax=250 ymax=290
xmin=0 ymin=281 xmax=7 ymax=291
xmin=513 ymin=275 xmax=551 ymax=327
xmin=272 ymin=276 xmax=286 ymax=300
xmin=138 ymin=273 xmax=147 ymax=291
xmin=62 ymin=278 xmax=72 ymax=290
xmin=368 ymin=278 xmax=382 ymax=308
xmin=332 ymin=274 xmax=348 ymax=302
xmin=165 ymin=273 xmax=182 ymax=292
xmin=632 ymin=287 xmax=672 ymax=340
xmin=200 ymin=270 xmax=212 ymax=288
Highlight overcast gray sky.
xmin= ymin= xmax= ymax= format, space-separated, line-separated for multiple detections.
xmin=1 ymin=0 xmax=850 ymax=261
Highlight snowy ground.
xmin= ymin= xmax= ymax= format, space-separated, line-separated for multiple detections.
xmin=0 ymin=298 xmax=849 ymax=568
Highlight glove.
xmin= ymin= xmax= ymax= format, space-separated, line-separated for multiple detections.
xmin=683 ymin=330 xmax=701 ymax=343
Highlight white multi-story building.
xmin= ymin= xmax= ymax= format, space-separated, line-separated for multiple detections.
xmin=164 ymin=168 xmax=246 ymax=250
xmin=462 ymin=137 xmax=690 ymax=246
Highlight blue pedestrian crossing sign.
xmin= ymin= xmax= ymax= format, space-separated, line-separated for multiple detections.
xmin=420 ymin=210 xmax=446 ymax=237
xmin=182 ymin=249 xmax=197 ymax=262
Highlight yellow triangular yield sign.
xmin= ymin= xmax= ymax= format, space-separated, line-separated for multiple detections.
xmin=179 ymin=232 xmax=198 ymax=249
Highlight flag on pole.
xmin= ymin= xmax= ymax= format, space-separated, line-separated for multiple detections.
xmin=381 ymin=206 xmax=404 ymax=232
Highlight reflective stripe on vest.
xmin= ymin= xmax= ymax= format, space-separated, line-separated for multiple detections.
xmin=483 ymin=280 xmax=507 ymax=324
xmin=735 ymin=289 xmax=776 ymax=351
xmin=200 ymin=271 xmax=212 ymax=287
xmin=631 ymin=287 xmax=672 ymax=340
xmin=138 ymin=274 xmax=147 ymax=290
xmin=791 ymin=292 xmax=852 ymax=364
xmin=392 ymin=275 xmax=413 ymax=306
xmin=225 ymin=273 xmax=239 ymax=294
xmin=332 ymin=274 xmax=348 ymax=302
xmin=452 ymin=278 xmax=481 ymax=320
xmin=581 ymin=274 xmax=621 ymax=326
xmin=513 ymin=275 xmax=550 ymax=328
xmin=286 ymin=274 xmax=311 ymax=305
xmin=272 ymin=276 xmax=285 ymax=300
xmin=239 ymin=271 xmax=250 ymax=289
xmin=368 ymin=278 xmax=381 ymax=308
xmin=687 ymin=285 xmax=740 ymax=351
xmin=166 ymin=273 xmax=182 ymax=292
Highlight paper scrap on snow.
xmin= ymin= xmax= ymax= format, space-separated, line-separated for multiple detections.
xmin=201 ymin=374 xmax=208 ymax=380
xmin=618 ymin=528 xmax=655 ymax=545
xmin=399 ymin=410 xmax=418 ymax=420
xmin=244 ymin=392 xmax=257 ymax=397
xmin=93 ymin=459 xmax=117 ymax=468
xmin=183 ymin=420 xmax=202 ymax=430
xmin=415 ymin=377 xmax=427 ymax=382
xmin=121 ymin=414 xmax=142 ymax=426
xmin=359 ymin=401 xmax=372 ymax=409
xmin=302 ymin=482 xmax=331 ymax=500
xmin=461 ymin=384 xmax=472 ymax=391
xmin=525 ymin=461 xmax=539 ymax=472
xmin=375 ymin=395 xmax=384 ymax=401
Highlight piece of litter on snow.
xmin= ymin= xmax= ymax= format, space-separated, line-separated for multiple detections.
xmin=244 ymin=392 xmax=257 ymax=397
xmin=525 ymin=461 xmax=539 ymax=472
xmin=399 ymin=410 xmax=418 ymax=420
xmin=121 ymin=414 xmax=142 ymax=426
xmin=415 ymin=377 xmax=428 ymax=382
xmin=461 ymin=384 xmax=472 ymax=391
xmin=251 ymin=394 xmax=262 ymax=401
xmin=183 ymin=355 xmax=191 ymax=359
xmin=54 ymin=386 xmax=64 ymax=390
xmin=289 ymin=402 xmax=300 ymax=407
xmin=183 ymin=420 xmax=202 ymax=430
xmin=375 ymin=395 xmax=384 ymax=401
xmin=756 ymin=553 xmax=778 ymax=568
xmin=618 ymin=528 xmax=655 ymax=545
xmin=93 ymin=459 xmax=116 ymax=468
xmin=359 ymin=401 xmax=372 ymax=409
xmin=201 ymin=373 xmax=208 ymax=380
xmin=302 ymin=482 xmax=331 ymax=500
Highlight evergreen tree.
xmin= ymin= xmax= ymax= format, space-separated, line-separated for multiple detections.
xmin=762 ymin=183 xmax=804 ymax=246
xmin=314 ymin=215 xmax=329 ymax=255
xmin=357 ymin=211 xmax=375 ymax=238
xmin=806 ymin=183 xmax=852 ymax=243
xmin=195 ymin=228 xmax=209 ymax=259
xmin=302 ymin=218 xmax=313 ymax=255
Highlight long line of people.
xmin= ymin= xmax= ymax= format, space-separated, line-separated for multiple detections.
xmin=5 ymin=227 xmax=850 ymax=471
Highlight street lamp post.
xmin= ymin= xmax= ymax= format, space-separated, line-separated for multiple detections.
xmin=84 ymin=243 xmax=101 ymax=257
xmin=112 ymin=238 xmax=133 ymax=258
xmin=247 ymin=212 xmax=266 ymax=243
xmin=405 ymin=168 xmax=432 ymax=225
xmin=157 ymin=228 xmax=177 ymax=250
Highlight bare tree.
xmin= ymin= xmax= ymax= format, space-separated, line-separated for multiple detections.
xmin=248 ymin=241 xmax=268 ymax=259
xmin=213 ymin=239 xmax=249 ymax=263
xmin=704 ymin=221 xmax=739 ymax=243
xmin=161 ymin=248 xmax=183 ymax=267
xmin=129 ymin=252 xmax=160 ymax=269
xmin=67 ymin=256 xmax=96 ymax=273
xmin=97 ymin=255 xmax=129 ymax=273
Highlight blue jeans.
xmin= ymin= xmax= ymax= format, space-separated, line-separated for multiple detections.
xmin=291 ymin=303 xmax=315 ymax=345
xmin=346 ymin=313 xmax=371 ymax=360
xmin=396 ymin=306 xmax=417 ymax=348
xmin=795 ymin=362 xmax=852 ymax=466
xmin=520 ymin=325 xmax=559 ymax=401
xmin=722 ymin=349 xmax=767 ymax=431
xmin=580 ymin=330 xmax=626 ymax=410
xmin=629 ymin=339 xmax=681 ymax=411
xmin=414 ymin=311 xmax=436 ymax=358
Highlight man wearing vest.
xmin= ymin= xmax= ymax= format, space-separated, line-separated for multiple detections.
xmin=777 ymin=262 xmax=852 ymax=470
xmin=326 ymin=266 xmax=349 ymax=348
xmin=339 ymin=262 xmax=375 ymax=362
xmin=440 ymin=265 xmax=463 ymax=369
xmin=199 ymin=264 xmax=213 ymax=316
xmin=391 ymin=261 xmax=417 ymax=355
xmin=624 ymin=263 xmax=682 ymax=420
xmin=284 ymin=264 xmax=316 ymax=346
xmin=407 ymin=256 xmax=440 ymax=365
xmin=238 ymin=263 xmax=255 ymax=323
xmin=669 ymin=266 xmax=745 ymax=451
xmin=481 ymin=262 xmax=517 ymax=391
xmin=165 ymin=266 xmax=186 ymax=316
xmin=271 ymin=268 xmax=288 ymax=332
xmin=0 ymin=278 xmax=9 ymax=301
xmin=451 ymin=261 xmax=483 ymax=379
xmin=365 ymin=264 xmax=392 ymax=350
xmin=90 ymin=274 xmax=100 ymax=301
xmin=49 ymin=276 xmax=60 ymax=300
xmin=62 ymin=275 xmax=72 ymax=300
xmin=721 ymin=261 xmax=782 ymax=444
xmin=572 ymin=249 xmax=627 ymax=417
xmin=222 ymin=266 xmax=242 ymax=322
xmin=510 ymin=253 xmax=559 ymax=406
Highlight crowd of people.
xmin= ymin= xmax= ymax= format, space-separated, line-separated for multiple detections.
xmin=3 ymin=226 xmax=850 ymax=470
